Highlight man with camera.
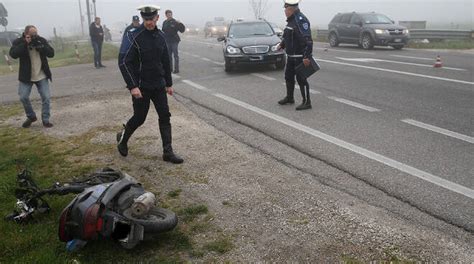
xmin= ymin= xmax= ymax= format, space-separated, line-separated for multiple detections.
xmin=9 ymin=25 xmax=55 ymax=128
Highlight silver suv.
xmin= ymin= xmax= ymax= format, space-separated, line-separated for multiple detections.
xmin=328 ymin=12 xmax=410 ymax=50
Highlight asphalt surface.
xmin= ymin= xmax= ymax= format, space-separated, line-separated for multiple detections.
xmin=0 ymin=36 xmax=472 ymax=233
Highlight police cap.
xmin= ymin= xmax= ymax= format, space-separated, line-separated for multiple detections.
xmin=284 ymin=0 xmax=300 ymax=8
xmin=137 ymin=5 xmax=160 ymax=19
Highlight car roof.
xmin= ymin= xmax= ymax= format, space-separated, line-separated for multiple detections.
xmin=231 ymin=20 xmax=269 ymax=25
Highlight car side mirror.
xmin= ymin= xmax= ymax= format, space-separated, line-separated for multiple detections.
xmin=217 ymin=36 xmax=226 ymax=42
xmin=277 ymin=32 xmax=283 ymax=37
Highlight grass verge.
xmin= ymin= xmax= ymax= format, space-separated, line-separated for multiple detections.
xmin=0 ymin=104 xmax=233 ymax=262
xmin=0 ymin=41 xmax=118 ymax=76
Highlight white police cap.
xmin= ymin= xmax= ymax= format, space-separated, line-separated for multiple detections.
xmin=284 ymin=0 xmax=300 ymax=7
xmin=137 ymin=5 xmax=161 ymax=19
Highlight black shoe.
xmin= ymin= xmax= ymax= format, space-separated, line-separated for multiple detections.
xmin=278 ymin=97 xmax=295 ymax=105
xmin=42 ymin=122 xmax=54 ymax=128
xmin=116 ymin=130 xmax=129 ymax=157
xmin=22 ymin=117 xmax=37 ymax=128
xmin=296 ymin=102 xmax=312 ymax=111
xmin=163 ymin=152 xmax=184 ymax=164
xmin=99 ymin=64 xmax=106 ymax=68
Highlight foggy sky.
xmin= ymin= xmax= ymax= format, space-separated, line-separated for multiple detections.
xmin=1 ymin=0 xmax=472 ymax=38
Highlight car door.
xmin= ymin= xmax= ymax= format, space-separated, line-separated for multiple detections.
xmin=348 ymin=14 xmax=363 ymax=43
xmin=337 ymin=13 xmax=353 ymax=42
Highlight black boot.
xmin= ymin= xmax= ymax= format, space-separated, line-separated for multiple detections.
xmin=160 ymin=125 xmax=184 ymax=164
xmin=117 ymin=124 xmax=133 ymax=157
xmin=278 ymin=82 xmax=295 ymax=105
xmin=296 ymin=85 xmax=312 ymax=111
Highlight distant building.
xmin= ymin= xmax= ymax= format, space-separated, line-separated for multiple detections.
xmin=399 ymin=21 xmax=427 ymax=29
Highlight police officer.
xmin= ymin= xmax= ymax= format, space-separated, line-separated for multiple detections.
xmin=122 ymin=15 xmax=140 ymax=40
xmin=117 ymin=5 xmax=184 ymax=164
xmin=162 ymin=10 xmax=185 ymax=74
xmin=278 ymin=0 xmax=313 ymax=110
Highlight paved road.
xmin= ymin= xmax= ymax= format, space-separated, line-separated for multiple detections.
xmin=1 ymin=36 xmax=472 ymax=232
xmin=173 ymin=36 xmax=474 ymax=232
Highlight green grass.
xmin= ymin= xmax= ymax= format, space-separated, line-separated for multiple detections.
xmin=0 ymin=104 xmax=233 ymax=262
xmin=0 ymin=41 xmax=118 ymax=76
xmin=203 ymin=236 xmax=234 ymax=254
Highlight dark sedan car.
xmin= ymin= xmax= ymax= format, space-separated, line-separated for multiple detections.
xmin=218 ymin=20 xmax=285 ymax=72
xmin=328 ymin=12 xmax=410 ymax=50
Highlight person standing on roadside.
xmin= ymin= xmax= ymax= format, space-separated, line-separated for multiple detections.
xmin=117 ymin=5 xmax=184 ymax=164
xmin=89 ymin=17 xmax=105 ymax=69
xmin=162 ymin=10 xmax=185 ymax=73
xmin=9 ymin=25 xmax=55 ymax=128
xmin=278 ymin=0 xmax=313 ymax=111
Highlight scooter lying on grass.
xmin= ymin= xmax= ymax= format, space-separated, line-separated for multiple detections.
xmin=5 ymin=167 xmax=178 ymax=250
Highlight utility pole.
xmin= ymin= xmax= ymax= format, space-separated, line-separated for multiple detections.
xmin=92 ymin=0 xmax=97 ymax=18
xmin=78 ymin=0 xmax=84 ymax=35
xmin=85 ymin=0 xmax=91 ymax=27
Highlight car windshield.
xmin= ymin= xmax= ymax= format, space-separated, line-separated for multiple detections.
xmin=229 ymin=22 xmax=274 ymax=38
xmin=361 ymin=14 xmax=393 ymax=24
xmin=212 ymin=21 xmax=226 ymax=26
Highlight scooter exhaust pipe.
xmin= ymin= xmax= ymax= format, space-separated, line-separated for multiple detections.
xmin=131 ymin=192 xmax=156 ymax=217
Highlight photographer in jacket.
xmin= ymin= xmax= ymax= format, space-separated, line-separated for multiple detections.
xmin=9 ymin=25 xmax=55 ymax=128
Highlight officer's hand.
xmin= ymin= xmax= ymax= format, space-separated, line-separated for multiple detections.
xmin=166 ymin=87 xmax=174 ymax=96
xmin=130 ymin=87 xmax=143 ymax=99
xmin=303 ymin=58 xmax=311 ymax=67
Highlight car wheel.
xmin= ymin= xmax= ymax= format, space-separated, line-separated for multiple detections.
xmin=392 ymin=45 xmax=404 ymax=50
xmin=329 ymin=33 xmax=339 ymax=47
xmin=361 ymin=34 xmax=374 ymax=50
xmin=224 ymin=62 xmax=232 ymax=72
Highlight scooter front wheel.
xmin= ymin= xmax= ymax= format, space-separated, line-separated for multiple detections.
xmin=122 ymin=207 xmax=178 ymax=233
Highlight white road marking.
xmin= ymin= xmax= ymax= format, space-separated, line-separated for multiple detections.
xmin=318 ymin=59 xmax=474 ymax=86
xmin=402 ymin=119 xmax=474 ymax=144
xmin=212 ymin=61 xmax=225 ymax=66
xmin=315 ymin=47 xmax=376 ymax=55
xmin=182 ymin=80 xmax=211 ymax=92
xmin=281 ymin=82 xmax=321 ymax=94
xmin=201 ymin=57 xmax=212 ymax=62
xmin=391 ymin=55 xmax=434 ymax=61
xmin=191 ymin=54 xmax=201 ymax=58
xmin=208 ymin=92 xmax=474 ymax=200
xmin=328 ymin=96 xmax=380 ymax=112
xmin=337 ymin=57 xmax=465 ymax=71
xmin=251 ymin=73 xmax=276 ymax=81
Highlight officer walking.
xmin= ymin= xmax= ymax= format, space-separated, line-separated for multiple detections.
xmin=117 ymin=4 xmax=184 ymax=164
xmin=162 ymin=10 xmax=185 ymax=74
xmin=278 ymin=0 xmax=313 ymax=110
xmin=122 ymin=15 xmax=140 ymax=40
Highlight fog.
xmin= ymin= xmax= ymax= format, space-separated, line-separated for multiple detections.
xmin=1 ymin=0 xmax=473 ymax=38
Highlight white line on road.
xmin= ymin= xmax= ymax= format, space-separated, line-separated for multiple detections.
xmin=402 ymin=119 xmax=474 ymax=144
xmin=337 ymin=57 xmax=465 ymax=71
xmin=327 ymin=96 xmax=380 ymax=112
xmin=315 ymin=47 xmax=376 ymax=55
xmin=201 ymin=57 xmax=212 ymax=62
xmin=281 ymin=82 xmax=321 ymax=94
xmin=208 ymin=92 xmax=474 ymax=199
xmin=191 ymin=54 xmax=201 ymax=58
xmin=182 ymin=80 xmax=211 ymax=92
xmin=212 ymin=61 xmax=225 ymax=66
xmin=318 ymin=59 xmax=474 ymax=86
xmin=251 ymin=73 xmax=276 ymax=81
xmin=390 ymin=55 xmax=434 ymax=61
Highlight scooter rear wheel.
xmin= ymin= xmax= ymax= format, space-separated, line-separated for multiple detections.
xmin=122 ymin=207 xmax=178 ymax=233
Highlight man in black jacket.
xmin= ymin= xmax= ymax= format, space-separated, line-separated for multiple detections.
xmin=278 ymin=0 xmax=313 ymax=110
xmin=89 ymin=17 xmax=105 ymax=69
xmin=162 ymin=10 xmax=185 ymax=73
xmin=9 ymin=25 xmax=55 ymax=128
xmin=117 ymin=5 xmax=183 ymax=164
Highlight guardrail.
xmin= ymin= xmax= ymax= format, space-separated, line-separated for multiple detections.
xmin=315 ymin=29 xmax=473 ymax=41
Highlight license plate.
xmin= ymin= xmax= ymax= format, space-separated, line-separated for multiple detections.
xmin=394 ymin=39 xmax=402 ymax=43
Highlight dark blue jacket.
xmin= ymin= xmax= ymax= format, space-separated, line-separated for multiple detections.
xmin=162 ymin=18 xmax=185 ymax=43
xmin=118 ymin=25 xmax=172 ymax=91
xmin=281 ymin=10 xmax=313 ymax=58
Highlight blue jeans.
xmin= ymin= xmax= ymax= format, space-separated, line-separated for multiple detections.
xmin=18 ymin=78 xmax=51 ymax=123
xmin=91 ymin=40 xmax=103 ymax=67
xmin=166 ymin=41 xmax=179 ymax=72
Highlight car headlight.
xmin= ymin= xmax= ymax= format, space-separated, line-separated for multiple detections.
xmin=271 ymin=43 xmax=280 ymax=52
xmin=212 ymin=27 xmax=217 ymax=32
xmin=224 ymin=27 xmax=227 ymax=31
xmin=226 ymin=46 xmax=240 ymax=54
xmin=375 ymin=29 xmax=387 ymax=35
xmin=403 ymin=29 xmax=409 ymax=34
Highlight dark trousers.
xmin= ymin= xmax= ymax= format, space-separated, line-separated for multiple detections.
xmin=126 ymin=87 xmax=173 ymax=153
xmin=91 ymin=40 xmax=103 ymax=67
xmin=285 ymin=57 xmax=310 ymax=102
xmin=166 ymin=41 xmax=179 ymax=72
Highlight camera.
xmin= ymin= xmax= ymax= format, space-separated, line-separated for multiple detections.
xmin=28 ymin=35 xmax=44 ymax=50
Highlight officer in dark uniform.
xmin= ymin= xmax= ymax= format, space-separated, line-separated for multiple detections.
xmin=117 ymin=5 xmax=184 ymax=164
xmin=122 ymin=15 xmax=140 ymax=40
xmin=278 ymin=0 xmax=313 ymax=110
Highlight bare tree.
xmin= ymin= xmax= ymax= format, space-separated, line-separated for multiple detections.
xmin=249 ymin=0 xmax=269 ymax=20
